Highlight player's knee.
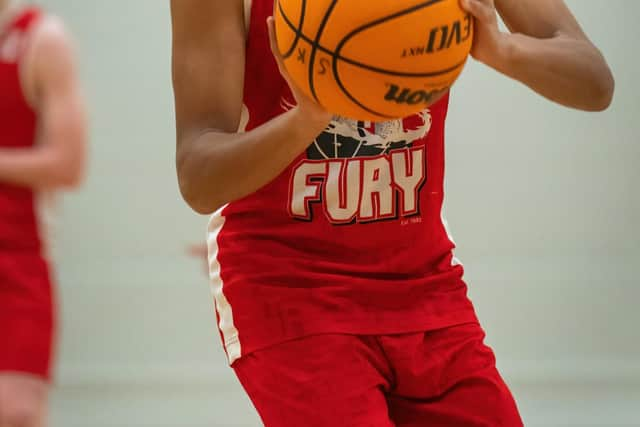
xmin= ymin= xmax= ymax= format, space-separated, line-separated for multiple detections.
xmin=0 ymin=393 xmax=42 ymax=427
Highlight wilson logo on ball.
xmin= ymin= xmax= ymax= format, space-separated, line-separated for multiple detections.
xmin=384 ymin=84 xmax=446 ymax=106
xmin=275 ymin=0 xmax=473 ymax=121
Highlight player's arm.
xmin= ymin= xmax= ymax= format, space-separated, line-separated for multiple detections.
xmin=460 ymin=0 xmax=615 ymax=111
xmin=171 ymin=0 xmax=331 ymax=215
xmin=0 ymin=17 xmax=87 ymax=188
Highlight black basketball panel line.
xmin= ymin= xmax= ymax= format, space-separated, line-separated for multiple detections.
xmin=308 ymin=0 xmax=339 ymax=103
xmin=335 ymin=0 xmax=447 ymax=58
xmin=277 ymin=2 xmax=467 ymax=79
xmin=331 ymin=58 xmax=403 ymax=121
xmin=329 ymin=0 xmax=461 ymax=120
xmin=277 ymin=0 xmax=467 ymax=119
xmin=278 ymin=0 xmax=307 ymax=60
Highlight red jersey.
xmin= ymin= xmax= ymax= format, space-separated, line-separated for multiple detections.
xmin=0 ymin=6 xmax=56 ymax=380
xmin=208 ymin=0 xmax=477 ymax=364
xmin=0 ymin=6 xmax=48 ymax=252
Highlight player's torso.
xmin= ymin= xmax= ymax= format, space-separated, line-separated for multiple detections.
xmin=208 ymin=0 xmax=477 ymax=363
xmin=0 ymin=7 xmax=48 ymax=252
xmin=215 ymin=0 xmax=458 ymax=281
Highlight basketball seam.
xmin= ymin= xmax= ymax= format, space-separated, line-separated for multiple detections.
xmin=278 ymin=0 xmax=467 ymax=119
xmin=279 ymin=0 xmax=306 ymax=60
xmin=277 ymin=0 xmax=464 ymax=78
xmin=331 ymin=0 xmax=456 ymax=119
xmin=307 ymin=0 xmax=339 ymax=103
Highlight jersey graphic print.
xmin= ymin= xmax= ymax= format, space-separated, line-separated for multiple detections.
xmin=289 ymin=111 xmax=431 ymax=224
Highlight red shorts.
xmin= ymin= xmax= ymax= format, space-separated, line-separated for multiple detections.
xmin=0 ymin=253 xmax=56 ymax=380
xmin=233 ymin=322 xmax=523 ymax=427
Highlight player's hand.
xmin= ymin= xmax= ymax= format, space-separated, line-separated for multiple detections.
xmin=460 ymin=0 xmax=509 ymax=68
xmin=267 ymin=15 xmax=332 ymax=129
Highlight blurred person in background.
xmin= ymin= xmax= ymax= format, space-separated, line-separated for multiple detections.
xmin=0 ymin=1 xmax=86 ymax=426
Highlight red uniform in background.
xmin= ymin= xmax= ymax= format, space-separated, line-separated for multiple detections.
xmin=0 ymin=6 xmax=55 ymax=380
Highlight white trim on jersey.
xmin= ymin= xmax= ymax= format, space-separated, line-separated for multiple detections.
xmin=441 ymin=207 xmax=462 ymax=267
xmin=204 ymin=103 xmax=250 ymax=365
xmin=243 ymin=0 xmax=252 ymax=35
xmin=238 ymin=104 xmax=250 ymax=134
xmin=35 ymin=189 xmax=57 ymax=262
xmin=207 ymin=207 xmax=241 ymax=364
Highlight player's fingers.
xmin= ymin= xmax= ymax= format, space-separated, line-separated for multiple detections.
xmin=462 ymin=0 xmax=495 ymax=9
xmin=459 ymin=0 xmax=494 ymax=22
xmin=267 ymin=17 xmax=288 ymax=77
xmin=267 ymin=15 xmax=302 ymax=102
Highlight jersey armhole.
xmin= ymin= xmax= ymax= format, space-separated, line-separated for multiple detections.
xmin=244 ymin=0 xmax=252 ymax=36
xmin=16 ymin=13 xmax=45 ymax=111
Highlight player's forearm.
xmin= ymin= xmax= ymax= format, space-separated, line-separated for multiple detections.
xmin=177 ymin=107 xmax=329 ymax=215
xmin=489 ymin=33 xmax=614 ymax=111
xmin=0 ymin=146 xmax=83 ymax=189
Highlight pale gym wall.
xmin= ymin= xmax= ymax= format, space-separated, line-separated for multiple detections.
xmin=32 ymin=1 xmax=640 ymax=426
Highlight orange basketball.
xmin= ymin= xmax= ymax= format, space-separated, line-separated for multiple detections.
xmin=274 ymin=0 xmax=474 ymax=122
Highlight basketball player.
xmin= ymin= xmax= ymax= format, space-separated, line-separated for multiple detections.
xmin=0 ymin=1 xmax=86 ymax=426
xmin=171 ymin=0 xmax=613 ymax=425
